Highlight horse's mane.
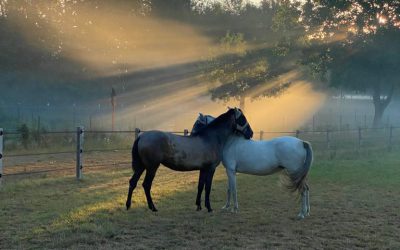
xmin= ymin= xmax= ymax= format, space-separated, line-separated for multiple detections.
xmin=191 ymin=109 xmax=234 ymax=136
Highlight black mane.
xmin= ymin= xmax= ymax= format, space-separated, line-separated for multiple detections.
xmin=191 ymin=109 xmax=235 ymax=136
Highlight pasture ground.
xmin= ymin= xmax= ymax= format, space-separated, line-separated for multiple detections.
xmin=1 ymin=150 xmax=400 ymax=249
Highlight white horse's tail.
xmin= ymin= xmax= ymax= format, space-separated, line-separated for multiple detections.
xmin=287 ymin=141 xmax=313 ymax=193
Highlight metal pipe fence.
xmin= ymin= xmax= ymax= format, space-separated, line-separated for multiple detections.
xmin=0 ymin=126 xmax=399 ymax=184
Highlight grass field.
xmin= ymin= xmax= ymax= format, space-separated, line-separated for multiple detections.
xmin=1 ymin=150 xmax=400 ymax=249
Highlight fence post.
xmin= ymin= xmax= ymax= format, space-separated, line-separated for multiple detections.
xmin=76 ymin=126 xmax=84 ymax=180
xmin=295 ymin=130 xmax=300 ymax=138
xmin=134 ymin=128 xmax=140 ymax=140
xmin=364 ymin=114 xmax=367 ymax=129
xmin=326 ymin=129 xmax=330 ymax=150
xmin=388 ymin=126 xmax=393 ymax=152
xmin=184 ymin=129 xmax=189 ymax=136
xmin=312 ymin=115 xmax=315 ymax=132
xmin=259 ymin=130 xmax=264 ymax=140
xmin=358 ymin=127 xmax=362 ymax=149
xmin=0 ymin=128 xmax=3 ymax=186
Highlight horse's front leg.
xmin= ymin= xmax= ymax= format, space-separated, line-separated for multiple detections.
xmin=227 ymin=169 xmax=239 ymax=213
xmin=222 ymin=167 xmax=232 ymax=210
xmin=195 ymin=169 xmax=206 ymax=211
xmin=204 ymin=166 xmax=216 ymax=212
xmin=221 ymin=187 xmax=231 ymax=210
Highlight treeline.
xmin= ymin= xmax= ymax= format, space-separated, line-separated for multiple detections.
xmin=0 ymin=0 xmax=399 ymax=126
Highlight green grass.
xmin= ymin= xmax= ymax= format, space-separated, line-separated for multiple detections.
xmin=1 ymin=150 xmax=400 ymax=249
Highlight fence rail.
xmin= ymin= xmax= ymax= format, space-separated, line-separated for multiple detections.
xmin=0 ymin=125 xmax=399 ymax=185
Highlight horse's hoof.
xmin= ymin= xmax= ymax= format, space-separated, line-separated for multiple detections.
xmin=126 ymin=202 xmax=131 ymax=210
xmin=152 ymin=207 xmax=158 ymax=212
xmin=207 ymin=208 xmax=213 ymax=213
xmin=297 ymin=213 xmax=305 ymax=220
xmin=221 ymin=205 xmax=229 ymax=210
xmin=196 ymin=206 xmax=202 ymax=211
xmin=229 ymin=208 xmax=238 ymax=213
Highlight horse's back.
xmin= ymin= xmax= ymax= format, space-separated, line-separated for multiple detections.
xmin=223 ymin=136 xmax=305 ymax=175
xmin=138 ymin=130 xmax=219 ymax=171
xmin=223 ymin=136 xmax=278 ymax=175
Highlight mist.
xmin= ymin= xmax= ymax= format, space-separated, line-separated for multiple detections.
xmin=1 ymin=0 xmax=399 ymax=133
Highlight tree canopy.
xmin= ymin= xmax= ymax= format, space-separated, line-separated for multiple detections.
xmin=301 ymin=0 xmax=400 ymax=126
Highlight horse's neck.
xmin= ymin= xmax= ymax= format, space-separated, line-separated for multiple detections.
xmin=206 ymin=123 xmax=233 ymax=147
xmin=226 ymin=134 xmax=246 ymax=145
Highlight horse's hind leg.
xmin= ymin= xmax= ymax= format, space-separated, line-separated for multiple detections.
xmin=204 ymin=166 xmax=216 ymax=212
xmin=126 ymin=166 xmax=145 ymax=210
xmin=142 ymin=168 xmax=159 ymax=212
xmin=196 ymin=169 xmax=207 ymax=211
xmin=305 ymin=183 xmax=310 ymax=216
xmin=297 ymin=183 xmax=310 ymax=219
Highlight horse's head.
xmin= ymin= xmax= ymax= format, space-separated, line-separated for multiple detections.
xmin=191 ymin=113 xmax=215 ymax=135
xmin=191 ymin=108 xmax=253 ymax=139
xmin=231 ymin=107 xmax=253 ymax=139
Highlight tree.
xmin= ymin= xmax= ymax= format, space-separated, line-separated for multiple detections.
xmin=201 ymin=31 xmax=292 ymax=110
xmin=200 ymin=1 xmax=304 ymax=110
xmin=301 ymin=0 xmax=400 ymax=127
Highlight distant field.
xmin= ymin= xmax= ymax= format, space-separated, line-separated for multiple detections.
xmin=1 ymin=150 xmax=400 ymax=249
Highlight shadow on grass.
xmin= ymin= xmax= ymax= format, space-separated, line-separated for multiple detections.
xmin=2 ymin=150 xmax=400 ymax=249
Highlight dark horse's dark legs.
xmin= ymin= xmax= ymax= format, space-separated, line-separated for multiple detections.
xmin=195 ymin=169 xmax=207 ymax=211
xmin=126 ymin=166 xmax=145 ymax=210
xmin=143 ymin=169 xmax=158 ymax=212
xmin=196 ymin=166 xmax=216 ymax=212
xmin=204 ymin=167 xmax=216 ymax=212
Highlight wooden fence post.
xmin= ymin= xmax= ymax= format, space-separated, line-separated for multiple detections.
xmin=0 ymin=128 xmax=3 ymax=186
xmin=358 ymin=127 xmax=362 ymax=149
xmin=76 ymin=126 xmax=84 ymax=180
xmin=364 ymin=114 xmax=367 ymax=129
xmin=388 ymin=126 xmax=393 ymax=152
xmin=326 ymin=129 xmax=330 ymax=150
xmin=312 ymin=116 xmax=315 ymax=132
xmin=184 ymin=129 xmax=189 ymax=136
xmin=259 ymin=130 xmax=264 ymax=140
xmin=135 ymin=128 xmax=140 ymax=140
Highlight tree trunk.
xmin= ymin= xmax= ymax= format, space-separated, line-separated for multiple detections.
xmin=239 ymin=95 xmax=246 ymax=111
xmin=372 ymin=84 xmax=394 ymax=128
xmin=372 ymin=102 xmax=384 ymax=128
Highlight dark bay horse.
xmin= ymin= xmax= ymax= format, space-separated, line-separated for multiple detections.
xmin=192 ymin=109 xmax=253 ymax=211
xmin=126 ymin=108 xmax=253 ymax=212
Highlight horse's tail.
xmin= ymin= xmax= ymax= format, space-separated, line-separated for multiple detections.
xmin=132 ymin=136 xmax=143 ymax=171
xmin=287 ymin=141 xmax=313 ymax=193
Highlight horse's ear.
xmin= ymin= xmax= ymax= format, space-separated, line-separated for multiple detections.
xmin=199 ymin=113 xmax=203 ymax=117
xmin=234 ymin=108 xmax=242 ymax=118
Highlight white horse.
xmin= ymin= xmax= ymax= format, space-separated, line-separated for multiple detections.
xmin=192 ymin=114 xmax=313 ymax=219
